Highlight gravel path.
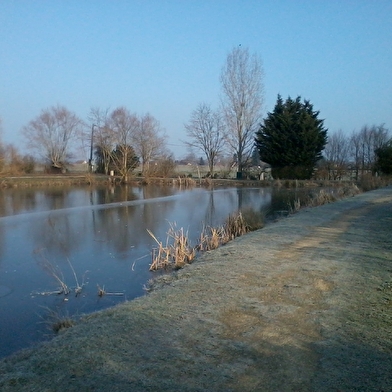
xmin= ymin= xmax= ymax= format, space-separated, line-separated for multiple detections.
xmin=1 ymin=187 xmax=391 ymax=391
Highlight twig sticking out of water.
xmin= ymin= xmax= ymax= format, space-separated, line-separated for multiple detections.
xmin=33 ymin=249 xmax=87 ymax=297
xmin=97 ymin=284 xmax=124 ymax=297
xmin=34 ymin=248 xmax=70 ymax=295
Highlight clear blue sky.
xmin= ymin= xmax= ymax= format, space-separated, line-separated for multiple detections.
xmin=1 ymin=0 xmax=391 ymax=159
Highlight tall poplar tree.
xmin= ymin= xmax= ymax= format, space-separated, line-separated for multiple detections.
xmin=255 ymin=95 xmax=327 ymax=179
xmin=220 ymin=47 xmax=264 ymax=178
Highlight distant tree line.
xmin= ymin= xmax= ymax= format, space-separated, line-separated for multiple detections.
xmin=320 ymin=124 xmax=391 ymax=179
xmin=1 ymin=47 xmax=390 ymax=181
xmin=185 ymin=47 xmax=390 ymax=180
xmin=255 ymin=97 xmax=390 ymax=180
xmin=0 ymin=105 xmax=172 ymax=182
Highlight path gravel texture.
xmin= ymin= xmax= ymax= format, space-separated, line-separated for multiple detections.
xmin=0 ymin=187 xmax=391 ymax=391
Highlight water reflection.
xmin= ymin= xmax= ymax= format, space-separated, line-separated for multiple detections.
xmin=0 ymin=184 xmax=305 ymax=358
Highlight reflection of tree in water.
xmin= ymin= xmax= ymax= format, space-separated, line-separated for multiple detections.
xmin=141 ymin=184 xmax=177 ymax=199
xmin=1 ymin=188 xmax=38 ymax=216
xmin=94 ymin=185 xmax=139 ymax=205
xmin=236 ymin=188 xmax=269 ymax=211
xmin=94 ymin=204 xmax=141 ymax=255
xmin=202 ymin=191 xmax=216 ymax=227
xmin=267 ymin=188 xmax=310 ymax=218
xmin=130 ymin=185 xmax=178 ymax=248
xmin=203 ymin=188 xmax=272 ymax=227
xmin=21 ymin=186 xmax=308 ymax=271
xmin=237 ymin=188 xmax=245 ymax=210
xmin=31 ymin=214 xmax=86 ymax=258
xmin=187 ymin=189 xmax=271 ymax=234
xmin=43 ymin=188 xmax=71 ymax=211
xmin=89 ymin=185 xmax=177 ymax=256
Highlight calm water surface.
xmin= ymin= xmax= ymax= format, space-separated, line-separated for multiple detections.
xmin=0 ymin=184 xmax=307 ymax=358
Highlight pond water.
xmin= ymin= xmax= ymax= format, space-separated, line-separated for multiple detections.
xmin=0 ymin=184 xmax=309 ymax=358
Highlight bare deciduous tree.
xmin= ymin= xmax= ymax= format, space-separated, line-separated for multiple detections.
xmin=323 ymin=130 xmax=350 ymax=180
xmin=23 ymin=106 xmax=82 ymax=171
xmin=350 ymin=124 xmax=390 ymax=179
xmin=133 ymin=113 xmax=168 ymax=177
xmin=108 ymin=107 xmax=139 ymax=182
xmin=185 ymin=103 xmax=226 ymax=176
xmin=220 ymin=46 xmax=264 ymax=177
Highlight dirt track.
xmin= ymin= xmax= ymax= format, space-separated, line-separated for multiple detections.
xmin=0 ymin=187 xmax=391 ymax=391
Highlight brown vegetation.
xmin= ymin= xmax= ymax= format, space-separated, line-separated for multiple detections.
xmin=148 ymin=210 xmax=264 ymax=271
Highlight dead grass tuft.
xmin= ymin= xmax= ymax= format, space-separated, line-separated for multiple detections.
xmin=40 ymin=307 xmax=76 ymax=334
xmin=148 ymin=224 xmax=196 ymax=271
xmin=52 ymin=318 xmax=75 ymax=333
xmin=223 ymin=212 xmax=249 ymax=240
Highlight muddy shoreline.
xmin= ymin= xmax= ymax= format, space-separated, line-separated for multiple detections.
xmin=0 ymin=187 xmax=391 ymax=391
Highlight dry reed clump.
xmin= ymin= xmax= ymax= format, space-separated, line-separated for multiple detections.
xmin=288 ymin=183 xmax=363 ymax=214
xmin=358 ymin=174 xmax=392 ymax=192
xmin=288 ymin=190 xmax=337 ymax=212
xmin=309 ymin=189 xmax=337 ymax=206
xmin=148 ymin=210 xmax=264 ymax=271
xmin=197 ymin=225 xmax=226 ymax=251
xmin=223 ymin=212 xmax=249 ymax=240
xmin=335 ymin=184 xmax=361 ymax=198
xmin=148 ymin=224 xmax=196 ymax=271
xmin=289 ymin=198 xmax=302 ymax=214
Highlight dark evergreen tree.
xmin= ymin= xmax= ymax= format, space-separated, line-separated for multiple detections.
xmin=94 ymin=145 xmax=106 ymax=173
xmin=251 ymin=147 xmax=260 ymax=166
xmin=109 ymin=144 xmax=139 ymax=176
xmin=374 ymin=141 xmax=392 ymax=175
xmin=255 ymin=95 xmax=328 ymax=179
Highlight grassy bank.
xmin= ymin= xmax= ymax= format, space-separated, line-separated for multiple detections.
xmin=1 ymin=171 xmax=391 ymax=190
xmin=0 ymin=173 xmax=110 ymax=187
